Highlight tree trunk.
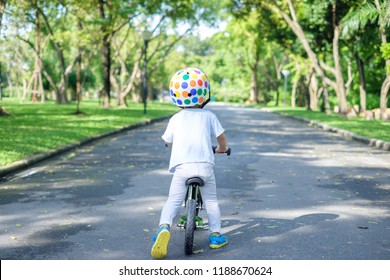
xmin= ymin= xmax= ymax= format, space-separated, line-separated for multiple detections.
xmin=379 ymin=53 xmax=390 ymax=121
xmin=303 ymin=77 xmax=311 ymax=111
xmin=98 ymin=0 xmax=111 ymax=108
xmin=118 ymin=59 xmax=140 ymax=107
xmin=306 ymin=65 xmax=319 ymax=110
xmin=32 ymin=0 xmax=42 ymax=103
xmin=248 ymin=61 xmax=259 ymax=104
xmin=332 ymin=4 xmax=348 ymax=114
xmin=57 ymin=50 xmax=68 ymax=103
xmin=291 ymin=60 xmax=303 ymax=108
xmin=102 ymin=35 xmax=111 ymax=108
xmin=76 ymin=51 xmax=82 ymax=113
xmin=321 ymin=86 xmax=331 ymax=114
xmin=6 ymin=75 xmax=13 ymax=97
xmin=291 ymin=76 xmax=298 ymax=108
xmin=355 ymin=53 xmax=366 ymax=115
xmin=309 ymin=74 xmax=319 ymax=110
xmin=0 ymin=0 xmax=5 ymax=101
xmin=380 ymin=75 xmax=390 ymax=119
xmin=275 ymin=84 xmax=280 ymax=106
xmin=374 ymin=0 xmax=389 ymax=120
xmin=113 ymin=57 xmax=128 ymax=107
xmin=131 ymin=64 xmax=142 ymax=103
xmin=332 ymin=26 xmax=348 ymax=113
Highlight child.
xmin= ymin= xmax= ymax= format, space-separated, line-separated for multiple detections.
xmin=151 ymin=67 xmax=229 ymax=259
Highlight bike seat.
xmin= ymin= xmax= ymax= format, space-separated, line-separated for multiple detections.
xmin=186 ymin=177 xmax=204 ymax=187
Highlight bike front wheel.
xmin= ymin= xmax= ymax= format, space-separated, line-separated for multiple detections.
xmin=184 ymin=198 xmax=196 ymax=255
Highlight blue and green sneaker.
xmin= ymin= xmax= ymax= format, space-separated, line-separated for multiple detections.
xmin=209 ymin=233 xmax=228 ymax=249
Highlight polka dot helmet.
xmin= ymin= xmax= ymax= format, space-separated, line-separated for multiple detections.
xmin=169 ymin=67 xmax=210 ymax=107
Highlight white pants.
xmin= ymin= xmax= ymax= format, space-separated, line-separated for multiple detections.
xmin=159 ymin=162 xmax=221 ymax=233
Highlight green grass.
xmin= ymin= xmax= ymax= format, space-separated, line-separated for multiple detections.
xmin=266 ymin=106 xmax=390 ymax=143
xmin=0 ymin=98 xmax=178 ymax=166
xmin=1 ymin=99 xmax=388 ymax=167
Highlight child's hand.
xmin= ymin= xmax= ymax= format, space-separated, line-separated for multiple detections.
xmin=215 ymin=145 xmax=229 ymax=154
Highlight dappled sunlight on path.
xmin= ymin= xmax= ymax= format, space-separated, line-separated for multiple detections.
xmin=0 ymin=105 xmax=389 ymax=259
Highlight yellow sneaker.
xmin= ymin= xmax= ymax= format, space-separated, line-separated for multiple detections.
xmin=151 ymin=226 xmax=170 ymax=259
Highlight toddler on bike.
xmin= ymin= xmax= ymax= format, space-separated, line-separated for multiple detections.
xmin=151 ymin=67 xmax=229 ymax=259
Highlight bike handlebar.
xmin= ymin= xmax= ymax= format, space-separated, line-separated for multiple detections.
xmin=212 ymin=146 xmax=231 ymax=156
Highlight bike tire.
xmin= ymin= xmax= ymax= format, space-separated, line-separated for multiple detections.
xmin=184 ymin=198 xmax=196 ymax=255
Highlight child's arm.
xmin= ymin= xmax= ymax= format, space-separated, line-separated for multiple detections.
xmin=215 ymin=133 xmax=228 ymax=153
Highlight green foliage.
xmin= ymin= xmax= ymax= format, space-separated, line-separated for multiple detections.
xmin=382 ymin=43 xmax=390 ymax=59
xmin=1 ymin=0 xmax=389 ymax=143
xmin=341 ymin=1 xmax=378 ymax=36
xmin=381 ymin=43 xmax=390 ymax=74
xmin=366 ymin=93 xmax=381 ymax=110
xmin=68 ymin=68 xmax=96 ymax=93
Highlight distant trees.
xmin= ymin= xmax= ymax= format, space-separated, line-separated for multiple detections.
xmin=203 ymin=0 xmax=388 ymax=119
xmin=0 ymin=0 xmax=219 ymax=108
xmin=0 ymin=0 xmax=389 ymax=120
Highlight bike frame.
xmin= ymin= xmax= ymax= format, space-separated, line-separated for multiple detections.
xmin=179 ymin=147 xmax=231 ymax=255
xmin=183 ymin=178 xmax=204 ymax=255
xmin=185 ymin=183 xmax=203 ymax=209
xmin=178 ymin=179 xmax=205 ymax=230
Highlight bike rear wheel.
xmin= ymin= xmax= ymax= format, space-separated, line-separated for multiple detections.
xmin=184 ymin=198 xmax=196 ymax=255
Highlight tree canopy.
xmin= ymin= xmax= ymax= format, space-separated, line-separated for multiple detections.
xmin=0 ymin=0 xmax=389 ymax=119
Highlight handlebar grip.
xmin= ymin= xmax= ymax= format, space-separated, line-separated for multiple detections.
xmin=212 ymin=146 xmax=231 ymax=156
xmin=226 ymin=147 xmax=231 ymax=156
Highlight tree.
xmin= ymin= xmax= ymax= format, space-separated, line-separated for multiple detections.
xmin=257 ymin=0 xmax=353 ymax=114
xmin=0 ymin=0 xmax=7 ymax=118
xmin=73 ymin=0 xmax=141 ymax=108
xmin=2 ymin=0 xmax=223 ymax=109
xmin=97 ymin=0 xmax=112 ymax=108
xmin=342 ymin=0 xmax=390 ymax=119
xmin=225 ymin=1 xmax=294 ymax=105
xmin=13 ymin=0 xmax=81 ymax=104
xmin=110 ymin=28 xmax=141 ymax=106
xmin=238 ymin=11 xmax=263 ymax=104
xmin=0 ymin=0 xmax=6 ymax=104
xmin=341 ymin=1 xmax=380 ymax=116
xmin=109 ymin=12 xmax=194 ymax=106
xmin=37 ymin=1 xmax=77 ymax=104
xmin=95 ymin=0 xmax=207 ymax=108
xmin=14 ymin=0 xmax=46 ymax=103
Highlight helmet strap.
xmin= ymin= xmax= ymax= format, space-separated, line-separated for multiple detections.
xmin=200 ymin=90 xmax=211 ymax=109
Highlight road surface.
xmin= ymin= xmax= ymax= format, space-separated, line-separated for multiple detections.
xmin=0 ymin=104 xmax=389 ymax=260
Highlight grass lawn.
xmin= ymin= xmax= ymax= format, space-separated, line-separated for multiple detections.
xmin=0 ymin=98 xmax=178 ymax=167
xmin=266 ymin=106 xmax=390 ymax=143
xmin=1 ymin=99 xmax=388 ymax=167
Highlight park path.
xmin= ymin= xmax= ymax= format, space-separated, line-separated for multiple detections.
xmin=0 ymin=104 xmax=389 ymax=260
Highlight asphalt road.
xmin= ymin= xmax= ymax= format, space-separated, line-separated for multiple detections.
xmin=0 ymin=104 xmax=389 ymax=260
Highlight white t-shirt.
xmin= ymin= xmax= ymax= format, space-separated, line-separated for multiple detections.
xmin=162 ymin=108 xmax=225 ymax=172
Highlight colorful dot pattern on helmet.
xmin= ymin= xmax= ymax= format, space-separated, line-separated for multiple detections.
xmin=169 ymin=67 xmax=210 ymax=107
